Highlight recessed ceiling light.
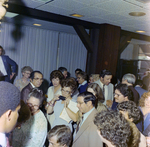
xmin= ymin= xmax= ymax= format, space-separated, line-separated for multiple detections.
xmin=33 ymin=24 xmax=42 ymax=26
xmin=127 ymin=41 xmax=131 ymax=43
xmin=129 ymin=12 xmax=146 ymax=16
xmin=70 ymin=14 xmax=84 ymax=18
xmin=136 ymin=30 xmax=146 ymax=33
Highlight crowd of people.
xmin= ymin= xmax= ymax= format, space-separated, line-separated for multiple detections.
xmin=0 ymin=45 xmax=150 ymax=147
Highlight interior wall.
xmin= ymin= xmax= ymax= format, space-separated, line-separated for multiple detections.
xmin=0 ymin=22 xmax=87 ymax=82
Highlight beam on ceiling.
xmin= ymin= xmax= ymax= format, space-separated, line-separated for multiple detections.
xmin=73 ymin=25 xmax=93 ymax=53
xmin=7 ymin=3 xmax=100 ymax=29
xmin=121 ymin=30 xmax=150 ymax=42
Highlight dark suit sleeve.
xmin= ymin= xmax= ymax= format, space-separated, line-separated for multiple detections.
xmin=5 ymin=56 xmax=17 ymax=73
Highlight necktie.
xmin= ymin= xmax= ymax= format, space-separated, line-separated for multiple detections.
xmin=76 ymin=116 xmax=83 ymax=133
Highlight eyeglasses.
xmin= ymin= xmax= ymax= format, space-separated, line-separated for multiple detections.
xmin=27 ymin=103 xmax=39 ymax=109
xmin=76 ymin=101 xmax=85 ymax=105
xmin=33 ymin=78 xmax=43 ymax=82
xmin=24 ymin=72 xmax=31 ymax=75
xmin=61 ymin=89 xmax=71 ymax=94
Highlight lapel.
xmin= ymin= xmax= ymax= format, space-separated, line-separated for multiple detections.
xmin=73 ymin=109 xmax=97 ymax=143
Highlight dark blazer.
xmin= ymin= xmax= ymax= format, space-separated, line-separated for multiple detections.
xmin=78 ymin=82 xmax=88 ymax=93
xmin=21 ymin=83 xmax=33 ymax=102
xmin=134 ymin=86 xmax=147 ymax=98
xmin=1 ymin=55 xmax=17 ymax=82
xmin=73 ymin=109 xmax=103 ymax=147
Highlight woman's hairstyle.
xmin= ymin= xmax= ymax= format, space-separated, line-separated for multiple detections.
xmin=27 ymin=88 xmax=44 ymax=106
xmin=47 ymin=125 xmax=72 ymax=147
xmin=139 ymin=91 xmax=150 ymax=107
xmin=115 ymin=83 xmax=134 ymax=101
xmin=21 ymin=66 xmax=33 ymax=73
xmin=89 ymin=74 xmax=100 ymax=82
xmin=50 ymin=70 xmax=64 ymax=82
xmin=77 ymin=71 xmax=87 ymax=80
xmin=17 ymin=100 xmax=31 ymax=125
xmin=61 ymin=77 xmax=77 ymax=93
xmin=94 ymin=111 xmax=131 ymax=147
xmin=117 ymin=101 xmax=140 ymax=123
xmin=87 ymin=83 xmax=104 ymax=107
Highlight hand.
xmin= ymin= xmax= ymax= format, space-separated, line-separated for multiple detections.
xmin=10 ymin=72 xmax=15 ymax=80
xmin=53 ymin=95 xmax=60 ymax=101
xmin=64 ymin=98 xmax=70 ymax=108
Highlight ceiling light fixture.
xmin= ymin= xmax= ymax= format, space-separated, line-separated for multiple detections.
xmin=136 ymin=30 xmax=146 ymax=33
xmin=129 ymin=12 xmax=146 ymax=16
xmin=70 ymin=14 xmax=84 ymax=18
xmin=33 ymin=24 xmax=42 ymax=26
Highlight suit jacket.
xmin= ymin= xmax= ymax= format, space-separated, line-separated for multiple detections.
xmin=1 ymin=55 xmax=17 ymax=82
xmin=78 ymin=83 xmax=88 ymax=93
xmin=128 ymin=86 xmax=139 ymax=105
xmin=94 ymin=79 xmax=114 ymax=105
xmin=73 ymin=109 xmax=103 ymax=147
xmin=21 ymin=83 xmax=33 ymax=102
xmin=134 ymin=86 xmax=147 ymax=98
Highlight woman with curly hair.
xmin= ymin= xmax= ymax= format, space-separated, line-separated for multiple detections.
xmin=47 ymin=77 xmax=78 ymax=131
xmin=139 ymin=92 xmax=150 ymax=146
xmin=117 ymin=101 xmax=146 ymax=147
xmin=86 ymin=83 xmax=107 ymax=112
xmin=46 ymin=70 xmax=64 ymax=126
xmin=94 ymin=111 xmax=131 ymax=147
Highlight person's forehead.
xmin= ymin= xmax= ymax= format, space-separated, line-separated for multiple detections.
xmin=115 ymin=89 xmax=121 ymax=94
xmin=104 ymin=75 xmax=112 ymax=78
xmin=34 ymin=72 xmax=42 ymax=77
xmin=77 ymin=96 xmax=84 ymax=102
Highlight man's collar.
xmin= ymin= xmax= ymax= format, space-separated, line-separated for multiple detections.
xmin=30 ymin=82 xmax=35 ymax=88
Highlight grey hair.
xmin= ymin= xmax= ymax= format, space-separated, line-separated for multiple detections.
xmin=122 ymin=73 xmax=136 ymax=84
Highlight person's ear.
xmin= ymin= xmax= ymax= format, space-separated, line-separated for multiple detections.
xmin=87 ymin=101 xmax=92 ymax=106
xmin=124 ymin=96 xmax=129 ymax=101
xmin=5 ymin=110 xmax=12 ymax=121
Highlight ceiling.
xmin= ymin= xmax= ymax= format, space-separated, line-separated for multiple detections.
xmin=3 ymin=0 xmax=150 ymax=37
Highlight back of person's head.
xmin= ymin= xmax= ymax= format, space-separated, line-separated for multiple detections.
xmin=117 ymin=101 xmax=140 ymax=123
xmin=77 ymin=71 xmax=87 ymax=80
xmin=122 ymin=73 xmax=136 ymax=84
xmin=61 ymin=77 xmax=77 ymax=93
xmin=50 ymin=70 xmax=64 ymax=81
xmin=115 ymin=83 xmax=134 ymax=101
xmin=21 ymin=66 xmax=33 ymax=73
xmin=94 ymin=111 xmax=131 ymax=147
xmin=78 ymin=91 xmax=96 ymax=106
xmin=17 ymin=100 xmax=31 ymax=125
xmin=47 ymin=125 xmax=72 ymax=147
xmin=58 ymin=67 xmax=67 ymax=73
xmin=29 ymin=71 xmax=43 ymax=80
xmin=135 ymin=80 xmax=143 ymax=87
xmin=75 ymin=68 xmax=82 ymax=73
xmin=87 ymin=83 xmax=104 ymax=103
xmin=0 ymin=45 xmax=5 ymax=55
xmin=100 ymin=69 xmax=112 ymax=78
xmin=0 ymin=81 xmax=20 ymax=117
xmin=139 ymin=91 xmax=150 ymax=107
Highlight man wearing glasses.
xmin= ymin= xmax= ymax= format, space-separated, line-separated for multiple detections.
xmin=21 ymin=71 xmax=43 ymax=103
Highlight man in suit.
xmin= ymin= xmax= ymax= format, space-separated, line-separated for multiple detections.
xmin=94 ymin=69 xmax=114 ymax=106
xmin=134 ymin=80 xmax=147 ymax=98
xmin=122 ymin=73 xmax=139 ymax=105
xmin=0 ymin=81 xmax=21 ymax=147
xmin=21 ymin=71 xmax=43 ymax=102
xmin=0 ymin=46 xmax=17 ymax=83
xmin=73 ymin=92 xmax=103 ymax=147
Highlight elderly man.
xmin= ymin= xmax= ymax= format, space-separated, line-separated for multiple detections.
xmin=0 ymin=46 xmax=17 ymax=83
xmin=122 ymin=73 xmax=139 ymax=105
xmin=73 ymin=92 xmax=103 ymax=147
xmin=0 ymin=81 xmax=21 ymax=146
xmin=21 ymin=71 xmax=43 ymax=102
xmin=94 ymin=69 xmax=114 ymax=105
